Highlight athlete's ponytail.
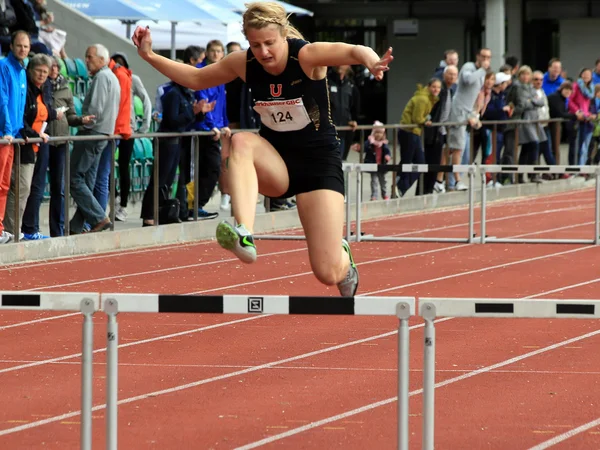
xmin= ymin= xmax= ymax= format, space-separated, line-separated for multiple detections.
xmin=243 ymin=2 xmax=304 ymax=40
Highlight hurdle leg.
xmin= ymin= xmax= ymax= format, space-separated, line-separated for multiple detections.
xmin=421 ymin=303 xmax=437 ymax=450
xmin=105 ymin=298 xmax=119 ymax=450
xmin=480 ymin=170 xmax=487 ymax=244
xmin=396 ymin=302 xmax=411 ymax=450
xmin=595 ymin=169 xmax=600 ymax=245
xmin=80 ymin=298 xmax=95 ymax=450
xmin=356 ymin=167 xmax=363 ymax=242
xmin=467 ymin=168 xmax=475 ymax=243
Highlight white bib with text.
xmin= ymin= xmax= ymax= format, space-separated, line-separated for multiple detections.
xmin=253 ymin=97 xmax=312 ymax=132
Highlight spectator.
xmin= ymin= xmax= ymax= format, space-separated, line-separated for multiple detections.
xmin=191 ymin=39 xmax=229 ymax=220
xmin=141 ymin=83 xmax=213 ymax=226
xmin=480 ymin=71 xmax=512 ymax=186
xmin=588 ymin=85 xmax=600 ymax=166
xmin=363 ymin=120 xmax=391 ymax=200
xmin=45 ymin=55 xmax=94 ymax=236
xmin=505 ymin=56 xmax=520 ymax=78
xmin=542 ymin=58 xmax=564 ymax=96
xmin=398 ymin=78 xmax=441 ymax=196
xmin=469 ymin=71 xmax=495 ymax=164
xmin=110 ymin=52 xmax=151 ymax=222
xmin=442 ymin=48 xmax=491 ymax=191
xmin=0 ymin=0 xmax=17 ymax=54
xmin=568 ymin=68 xmax=595 ymax=166
xmin=593 ymin=58 xmax=600 ymax=86
xmin=5 ymin=53 xmax=53 ymax=239
xmin=10 ymin=0 xmax=50 ymax=54
xmin=0 ymin=30 xmax=28 ymax=244
xmin=433 ymin=49 xmax=459 ymax=83
xmin=69 ymin=43 xmax=119 ymax=234
xmin=426 ymin=64 xmax=457 ymax=194
xmin=548 ymin=81 xmax=582 ymax=170
xmin=512 ymin=65 xmax=547 ymax=182
xmin=328 ymin=65 xmax=360 ymax=160
xmin=532 ymin=70 xmax=555 ymax=167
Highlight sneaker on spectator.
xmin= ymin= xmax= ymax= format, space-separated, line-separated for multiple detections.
xmin=195 ymin=209 xmax=219 ymax=220
xmin=220 ymin=194 xmax=231 ymax=211
xmin=494 ymin=181 xmax=503 ymax=188
xmin=285 ymin=200 xmax=297 ymax=209
xmin=0 ymin=230 xmax=13 ymax=244
xmin=433 ymin=181 xmax=446 ymax=193
xmin=115 ymin=205 xmax=128 ymax=222
xmin=23 ymin=232 xmax=49 ymax=240
xmin=383 ymin=195 xmax=390 ymax=200
xmin=455 ymin=181 xmax=468 ymax=191
xmin=370 ymin=195 xmax=377 ymax=201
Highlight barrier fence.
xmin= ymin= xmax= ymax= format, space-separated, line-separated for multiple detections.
xmin=1 ymin=117 xmax=581 ymax=243
xmin=4 ymin=291 xmax=599 ymax=449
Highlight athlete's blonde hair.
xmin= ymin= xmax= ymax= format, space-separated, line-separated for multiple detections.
xmin=243 ymin=2 xmax=304 ymax=39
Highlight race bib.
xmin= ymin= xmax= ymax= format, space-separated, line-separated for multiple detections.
xmin=253 ymin=97 xmax=312 ymax=132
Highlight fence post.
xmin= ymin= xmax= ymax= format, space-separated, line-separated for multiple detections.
xmin=152 ymin=137 xmax=160 ymax=226
xmin=64 ymin=139 xmax=71 ymax=237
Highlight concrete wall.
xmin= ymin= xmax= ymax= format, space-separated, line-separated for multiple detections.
xmin=559 ymin=19 xmax=600 ymax=79
xmin=48 ymin=0 xmax=168 ymax=106
xmin=386 ymin=19 xmax=465 ymax=123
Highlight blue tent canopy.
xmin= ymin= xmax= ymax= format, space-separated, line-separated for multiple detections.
xmin=219 ymin=0 xmax=313 ymax=17
xmin=64 ymin=0 xmax=150 ymax=21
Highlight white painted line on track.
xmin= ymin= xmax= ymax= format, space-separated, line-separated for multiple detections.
xmin=234 ymin=327 xmax=600 ymax=449
xmin=528 ymin=417 xmax=600 ymax=449
xmin=0 ymin=313 xmax=80 ymax=331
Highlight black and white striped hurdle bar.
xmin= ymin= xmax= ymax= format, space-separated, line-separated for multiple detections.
xmin=419 ymin=298 xmax=600 ymax=318
xmin=0 ymin=291 xmax=99 ymax=311
xmin=481 ymin=165 xmax=600 ymax=174
xmin=100 ymin=294 xmax=416 ymax=316
xmin=343 ymin=163 xmax=475 ymax=174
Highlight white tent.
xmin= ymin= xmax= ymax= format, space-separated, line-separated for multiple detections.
xmin=95 ymin=18 xmax=249 ymax=52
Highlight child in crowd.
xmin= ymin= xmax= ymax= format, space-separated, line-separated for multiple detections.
xmin=363 ymin=121 xmax=391 ymax=200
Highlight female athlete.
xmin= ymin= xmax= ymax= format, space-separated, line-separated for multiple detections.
xmin=132 ymin=2 xmax=393 ymax=297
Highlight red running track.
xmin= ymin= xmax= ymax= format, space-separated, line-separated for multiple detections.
xmin=1 ymin=188 xmax=600 ymax=450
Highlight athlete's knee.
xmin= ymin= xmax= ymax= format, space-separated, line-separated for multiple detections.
xmin=230 ymin=133 xmax=255 ymax=160
xmin=311 ymin=259 xmax=344 ymax=286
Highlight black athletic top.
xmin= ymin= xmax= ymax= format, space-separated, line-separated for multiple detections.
xmin=245 ymin=38 xmax=338 ymax=149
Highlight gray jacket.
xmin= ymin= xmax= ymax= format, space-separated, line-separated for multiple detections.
xmin=83 ymin=65 xmax=120 ymax=135
xmin=131 ymin=73 xmax=152 ymax=133
xmin=449 ymin=62 xmax=487 ymax=122
xmin=511 ymin=81 xmax=547 ymax=145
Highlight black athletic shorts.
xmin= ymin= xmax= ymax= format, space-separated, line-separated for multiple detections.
xmin=275 ymin=142 xmax=345 ymax=199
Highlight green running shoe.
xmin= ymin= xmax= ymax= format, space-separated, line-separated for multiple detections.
xmin=216 ymin=221 xmax=257 ymax=264
xmin=337 ymin=238 xmax=359 ymax=297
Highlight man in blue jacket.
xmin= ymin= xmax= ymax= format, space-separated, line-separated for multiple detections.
xmin=0 ymin=30 xmax=29 ymax=244
xmin=192 ymin=39 xmax=230 ymax=220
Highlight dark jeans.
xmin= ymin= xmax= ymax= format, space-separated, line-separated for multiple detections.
xmin=177 ymin=136 xmax=192 ymax=220
xmin=93 ymin=142 xmax=113 ymax=213
xmin=69 ymin=132 xmax=108 ymax=233
xmin=196 ymin=135 xmax=221 ymax=208
xmin=117 ymin=138 xmax=135 ymax=207
xmin=539 ymin=130 xmax=556 ymax=166
xmin=397 ymin=129 xmax=425 ymax=196
xmin=48 ymin=144 xmax=67 ymax=236
xmin=423 ymin=135 xmax=444 ymax=194
xmin=141 ymin=138 xmax=181 ymax=221
xmin=565 ymin=121 xmax=578 ymax=165
xmin=21 ymin=143 xmax=49 ymax=235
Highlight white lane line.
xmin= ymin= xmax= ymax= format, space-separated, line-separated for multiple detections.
xmin=528 ymin=417 xmax=600 ymax=449
xmin=233 ymin=327 xmax=600 ymax=450
xmin=0 ymin=315 xmax=268 ymax=375
xmin=0 ymin=313 xmax=80 ymax=331
xmin=0 ymin=318 xmax=452 ymax=436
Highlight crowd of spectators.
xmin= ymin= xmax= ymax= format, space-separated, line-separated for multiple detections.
xmin=0 ymin=4 xmax=599 ymax=244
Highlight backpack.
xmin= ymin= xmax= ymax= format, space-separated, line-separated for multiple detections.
xmin=158 ymin=185 xmax=181 ymax=225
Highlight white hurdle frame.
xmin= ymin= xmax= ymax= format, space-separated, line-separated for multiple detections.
xmin=100 ymin=294 xmax=415 ymax=450
xmin=0 ymin=291 xmax=99 ymax=450
xmin=480 ymin=165 xmax=600 ymax=245
xmin=418 ymin=297 xmax=600 ymax=450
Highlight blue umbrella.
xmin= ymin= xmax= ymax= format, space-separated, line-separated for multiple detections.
xmin=185 ymin=0 xmax=242 ymax=24
xmin=219 ymin=0 xmax=313 ymax=16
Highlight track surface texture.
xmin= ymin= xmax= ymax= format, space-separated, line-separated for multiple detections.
xmin=1 ymin=188 xmax=599 ymax=450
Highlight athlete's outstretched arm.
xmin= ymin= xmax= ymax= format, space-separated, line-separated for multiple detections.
xmin=299 ymin=43 xmax=393 ymax=80
xmin=132 ymin=26 xmax=242 ymax=91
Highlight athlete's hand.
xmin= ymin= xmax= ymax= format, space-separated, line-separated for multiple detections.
xmin=132 ymin=26 xmax=152 ymax=59
xmin=368 ymin=47 xmax=393 ymax=81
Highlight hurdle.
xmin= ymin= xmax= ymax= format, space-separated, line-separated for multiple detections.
xmin=418 ymin=297 xmax=600 ymax=450
xmin=0 ymin=291 xmax=99 ymax=450
xmin=479 ymin=165 xmax=600 ymax=245
xmin=352 ymin=163 xmax=478 ymax=243
xmin=100 ymin=294 xmax=415 ymax=450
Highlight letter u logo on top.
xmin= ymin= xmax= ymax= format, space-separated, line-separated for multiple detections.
xmin=270 ymin=83 xmax=282 ymax=97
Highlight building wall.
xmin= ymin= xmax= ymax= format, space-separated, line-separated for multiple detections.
xmin=386 ymin=19 xmax=465 ymax=123
xmin=559 ymin=19 xmax=600 ymax=79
